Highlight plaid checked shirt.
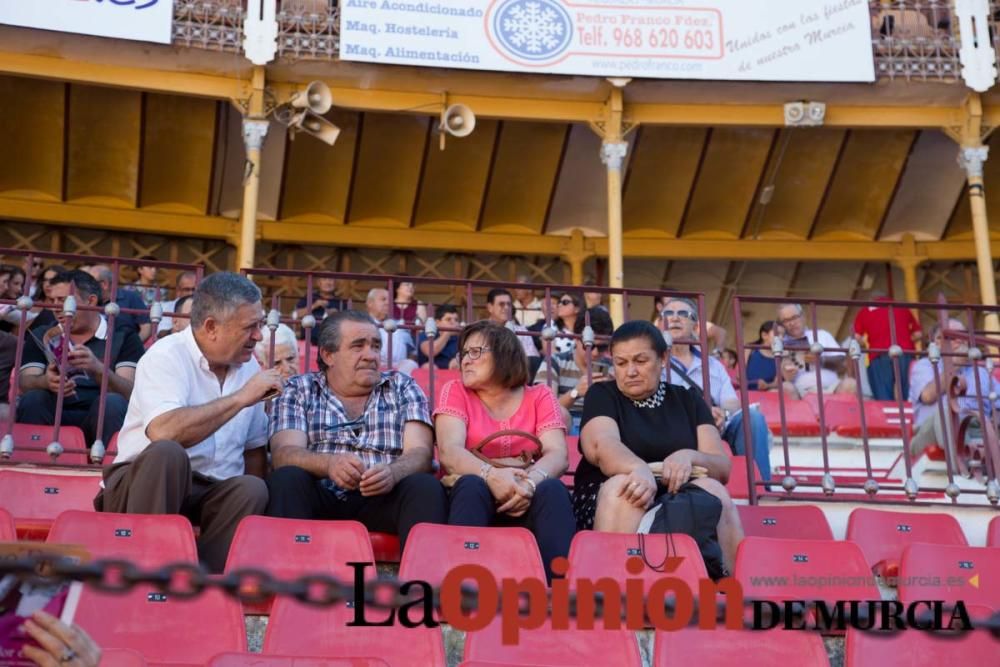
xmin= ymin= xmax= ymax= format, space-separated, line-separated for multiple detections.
xmin=270 ymin=370 xmax=431 ymax=494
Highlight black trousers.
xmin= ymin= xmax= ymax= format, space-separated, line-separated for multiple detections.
xmin=17 ymin=390 xmax=128 ymax=445
xmin=448 ymin=475 xmax=576 ymax=582
xmin=265 ymin=466 xmax=447 ymax=549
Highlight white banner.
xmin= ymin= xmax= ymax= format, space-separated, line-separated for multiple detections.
xmin=340 ymin=0 xmax=874 ymax=82
xmin=0 ymin=0 xmax=174 ymax=45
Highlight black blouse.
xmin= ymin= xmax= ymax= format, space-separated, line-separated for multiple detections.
xmin=574 ymin=380 xmax=714 ymax=490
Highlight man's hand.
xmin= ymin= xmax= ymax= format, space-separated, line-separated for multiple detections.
xmin=661 ymin=449 xmax=695 ymax=493
xmin=711 ymin=406 xmax=727 ymax=431
xmin=237 ymin=368 xmax=284 ymax=406
xmin=45 ymin=364 xmax=76 ymax=397
xmin=327 ymin=453 xmax=365 ymax=490
xmin=617 ymin=464 xmax=657 ymax=509
xmin=359 ymin=463 xmax=395 ymax=497
xmin=66 ymin=345 xmax=102 ymax=377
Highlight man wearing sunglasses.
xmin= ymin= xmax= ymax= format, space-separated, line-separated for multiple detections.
xmin=660 ymin=297 xmax=772 ymax=482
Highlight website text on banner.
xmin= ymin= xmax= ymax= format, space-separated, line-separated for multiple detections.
xmin=340 ymin=0 xmax=875 ymax=82
xmin=0 ymin=0 xmax=173 ymax=45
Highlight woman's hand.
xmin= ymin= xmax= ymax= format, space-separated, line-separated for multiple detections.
xmin=661 ymin=449 xmax=695 ymax=493
xmin=487 ymin=468 xmax=532 ymax=514
xmin=21 ymin=610 xmax=101 ymax=667
xmin=617 ymin=464 xmax=657 ymax=509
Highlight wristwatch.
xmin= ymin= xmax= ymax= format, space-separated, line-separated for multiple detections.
xmin=569 ymin=388 xmax=580 ymax=399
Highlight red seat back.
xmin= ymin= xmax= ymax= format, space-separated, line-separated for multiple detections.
xmin=845 ymin=612 xmax=1000 ymax=666
xmin=6 ymin=423 xmax=89 ymax=465
xmin=747 ymin=391 xmax=820 ymax=436
xmin=99 ymin=649 xmax=149 ymax=667
xmin=0 ymin=470 xmax=101 ymax=539
xmin=464 ymin=617 xmax=641 ymax=667
xmin=654 ymin=626 xmax=830 ymax=666
xmin=47 ymin=510 xmax=197 ymax=567
xmin=823 ymin=400 xmax=913 ymax=438
xmin=845 ymin=508 xmax=967 ymax=578
xmin=737 ymin=504 xmax=834 ymax=541
xmin=898 ymin=543 xmax=1000 ymax=609
xmin=210 ymin=654 xmax=389 ymax=667
xmin=410 ymin=368 xmax=462 ymax=409
xmin=566 ymin=530 xmax=707 ymax=592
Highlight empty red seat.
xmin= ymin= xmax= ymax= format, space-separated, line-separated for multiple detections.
xmin=4 ymin=423 xmax=89 ymax=465
xmin=989 ymin=515 xmax=999 ymax=547
xmin=399 ymin=524 xmax=546 ymax=586
xmin=410 ymin=368 xmax=462 ymax=409
xmin=846 ymin=508 xmax=967 ymax=578
xmin=737 ymin=504 xmax=833 ymax=541
xmin=897 ymin=543 xmax=1000 ymax=610
xmin=845 ymin=612 xmax=1000 ymax=666
xmin=47 ymin=510 xmax=245 ymax=664
xmin=566 ymin=530 xmax=707 ymax=592
xmin=735 ymin=537 xmax=879 ymax=609
xmin=464 ymin=617 xmax=641 ymax=667
xmin=296 ymin=339 xmax=320 ymax=374
xmin=264 ymin=602 xmax=445 ymax=666
xmin=823 ymin=400 xmax=913 ymax=438
xmin=748 ymin=391 xmax=820 ymax=436
xmin=655 ymin=626 xmax=830 ymax=666
xmin=225 ymin=517 xmax=375 ymax=614
xmin=210 ymin=654 xmax=388 ymax=667
xmin=0 ymin=469 xmax=101 ymax=539
xmin=98 ymin=649 xmax=148 ymax=667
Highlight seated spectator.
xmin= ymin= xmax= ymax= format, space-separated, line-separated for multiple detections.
xmin=294 ymin=275 xmax=348 ymax=345
xmin=25 ymin=256 xmax=44 ymax=299
xmin=37 ymin=264 xmax=67 ymax=302
xmin=908 ymin=319 xmax=999 ymax=457
xmin=533 ymin=307 xmax=614 ymax=434
xmin=392 ymin=278 xmax=427 ymax=325
xmin=485 ymin=288 xmax=539 ymax=360
xmin=5 ymin=265 xmax=25 ymax=300
xmin=17 ymin=270 xmax=143 ymax=446
xmin=573 ymin=320 xmax=743 ymax=573
xmin=512 ymin=275 xmax=544 ymax=328
xmin=157 ymin=271 xmax=198 ymax=338
xmin=778 ymin=303 xmax=856 ymax=398
xmin=549 ymin=292 xmax=580 ymax=355
xmin=416 ymin=304 xmax=461 ymax=369
xmin=654 ymin=294 xmax=727 ymax=351
xmin=661 ymin=298 xmax=771 ymax=481
xmin=126 ymin=256 xmax=163 ymax=307
xmin=254 ymin=322 xmax=299 ymax=383
xmin=266 ymin=310 xmax=447 ymax=549
xmin=720 ymin=348 xmax=740 ymax=386
xmin=745 ymin=320 xmax=782 ymax=391
xmin=853 ymin=292 xmax=922 ymax=401
xmin=435 ymin=321 xmax=574 ymax=582
xmin=167 ymin=295 xmax=194 ymax=336
xmin=366 ymin=288 xmax=416 ymax=374
xmin=97 ymin=272 xmax=278 ymax=573
xmin=85 ymin=264 xmax=152 ymax=341
xmin=0 ymin=264 xmax=38 ymax=330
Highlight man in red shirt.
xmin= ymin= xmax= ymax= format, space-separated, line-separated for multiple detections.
xmin=853 ymin=293 xmax=922 ymax=401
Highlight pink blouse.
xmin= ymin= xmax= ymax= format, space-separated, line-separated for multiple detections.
xmin=433 ymin=381 xmax=565 ymax=459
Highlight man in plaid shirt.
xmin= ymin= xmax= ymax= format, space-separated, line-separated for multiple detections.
xmin=265 ymin=310 xmax=447 ymax=546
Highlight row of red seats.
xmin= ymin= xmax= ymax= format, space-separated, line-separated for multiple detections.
xmin=749 ymin=391 xmax=914 ymax=438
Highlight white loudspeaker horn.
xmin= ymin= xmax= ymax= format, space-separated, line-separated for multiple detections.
xmin=441 ymin=104 xmax=475 ymax=137
xmin=291 ymin=110 xmax=341 ymax=146
xmin=290 ymin=81 xmax=333 ymax=115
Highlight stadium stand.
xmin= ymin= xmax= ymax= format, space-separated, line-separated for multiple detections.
xmin=845 ymin=508 xmax=967 ymax=578
xmin=845 ymin=609 xmax=1000 ymax=666
xmin=565 ymin=530 xmax=707 ymax=591
xmin=0 ymin=469 xmax=101 ymax=539
xmin=209 ymin=655 xmax=389 ymax=667
xmin=99 ymin=649 xmax=149 ymax=667
xmin=897 ymin=543 xmax=1000 ymax=611
xmin=736 ymin=504 xmax=834 ymax=541
xmin=4 ymin=423 xmax=90 ymax=465
xmin=654 ymin=626 xmax=831 ymax=666
xmin=746 ymin=391 xmax=821 ymax=436
xmin=463 ymin=617 xmax=642 ymax=667
xmin=398 ymin=524 xmax=546 ymax=586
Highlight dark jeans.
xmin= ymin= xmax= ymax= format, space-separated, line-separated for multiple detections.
xmin=265 ymin=466 xmax=447 ymax=550
xmin=16 ymin=390 xmax=127 ymax=445
xmin=448 ymin=475 xmax=575 ymax=583
xmin=868 ymin=353 xmax=912 ymax=401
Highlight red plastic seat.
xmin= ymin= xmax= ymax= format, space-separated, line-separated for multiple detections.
xmin=399 ymin=524 xmax=546 ymax=586
xmin=747 ymin=391 xmax=821 ymax=436
xmin=210 ymin=654 xmax=388 ymax=667
xmin=988 ymin=515 xmax=999 ymax=547
xmin=565 ymin=530 xmax=707 ymax=592
xmin=47 ymin=510 xmax=245 ymax=664
xmin=0 ymin=507 xmax=15 ymax=541
xmin=654 ymin=626 xmax=830 ymax=666
xmin=845 ymin=611 xmax=1000 ymax=666
xmin=845 ymin=508 xmax=967 ymax=578
xmin=98 ymin=649 xmax=149 ymax=667
xmin=296 ymin=339 xmax=320 ymax=374
xmin=464 ymin=617 xmax=641 ymax=667
xmin=737 ymin=504 xmax=834 ymax=541
xmin=725 ymin=456 xmax=763 ymax=500
xmin=4 ymin=423 xmax=89 ymax=465
xmin=735 ymin=537 xmax=879 ymax=609
xmin=264 ymin=602 xmax=445 ymax=666
xmin=822 ymin=400 xmax=913 ymax=438
xmin=224 ymin=517 xmax=375 ymax=614
xmin=0 ymin=469 xmax=101 ymax=539
xmin=898 ymin=543 xmax=1000 ymax=610
xmin=370 ymin=531 xmax=401 ymax=562
xmin=410 ymin=367 xmax=462 ymax=409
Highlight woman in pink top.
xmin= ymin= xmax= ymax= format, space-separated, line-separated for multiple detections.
xmin=435 ymin=321 xmax=575 ymax=582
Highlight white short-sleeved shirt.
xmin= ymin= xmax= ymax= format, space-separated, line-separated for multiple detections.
xmin=114 ymin=326 xmax=268 ymax=480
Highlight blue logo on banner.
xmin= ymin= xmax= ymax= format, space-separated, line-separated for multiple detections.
xmin=493 ymin=0 xmax=572 ymax=62
xmin=95 ymin=0 xmax=159 ymax=9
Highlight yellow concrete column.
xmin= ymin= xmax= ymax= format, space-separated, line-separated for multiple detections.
xmin=237 ymin=67 xmax=268 ymax=270
xmin=601 ymin=141 xmax=627 ymax=326
xmin=562 ymin=229 xmax=594 ymax=286
xmin=958 ymin=145 xmax=1000 ymax=334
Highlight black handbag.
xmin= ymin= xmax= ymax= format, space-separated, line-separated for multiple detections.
xmin=638 ymin=482 xmax=727 ymax=580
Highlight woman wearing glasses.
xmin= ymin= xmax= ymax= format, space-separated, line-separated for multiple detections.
xmin=434 ymin=320 xmax=575 ymax=582
xmin=550 ymin=292 xmax=581 ymax=356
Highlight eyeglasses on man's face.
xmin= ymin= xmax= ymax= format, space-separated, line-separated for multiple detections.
xmin=661 ymin=308 xmax=695 ymax=320
xmin=460 ymin=346 xmax=491 ymax=361
xmin=780 ymin=313 xmax=803 ymax=326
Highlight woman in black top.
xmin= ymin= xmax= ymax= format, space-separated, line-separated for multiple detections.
xmin=574 ymin=320 xmax=744 ymax=573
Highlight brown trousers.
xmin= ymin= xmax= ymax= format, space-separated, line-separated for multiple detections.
xmin=95 ymin=440 xmax=268 ymax=573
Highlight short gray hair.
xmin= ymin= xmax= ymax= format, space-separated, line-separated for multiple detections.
xmin=90 ymin=264 xmax=114 ymax=286
xmin=255 ymin=323 xmax=298 ymax=361
xmin=777 ymin=303 xmax=803 ymax=318
xmin=190 ymin=272 xmax=261 ymax=329
xmin=316 ymin=310 xmax=376 ymax=371
xmin=367 ymin=287 xmax=387 ymax=304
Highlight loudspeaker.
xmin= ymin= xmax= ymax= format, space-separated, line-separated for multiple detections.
xmin=440 ymin=104 xmax=476 ymax=137
xmin=291 ymin=110 xmax=340 ymax=146
xmin=290 ymin=81 xmax=333 ymax=115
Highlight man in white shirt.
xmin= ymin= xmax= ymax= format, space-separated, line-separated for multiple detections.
xmin=366 ymin=288 xmax=416 ymax=375
xmin=95 ymin=272 xmax=283 ymax=573
xmin=485 ymin=288 xmax=539 ymax=359
xmin=512 ymin=275 xmax=544 ymax=328
xmin=777 ymin=303 xmax=857 ymax=398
